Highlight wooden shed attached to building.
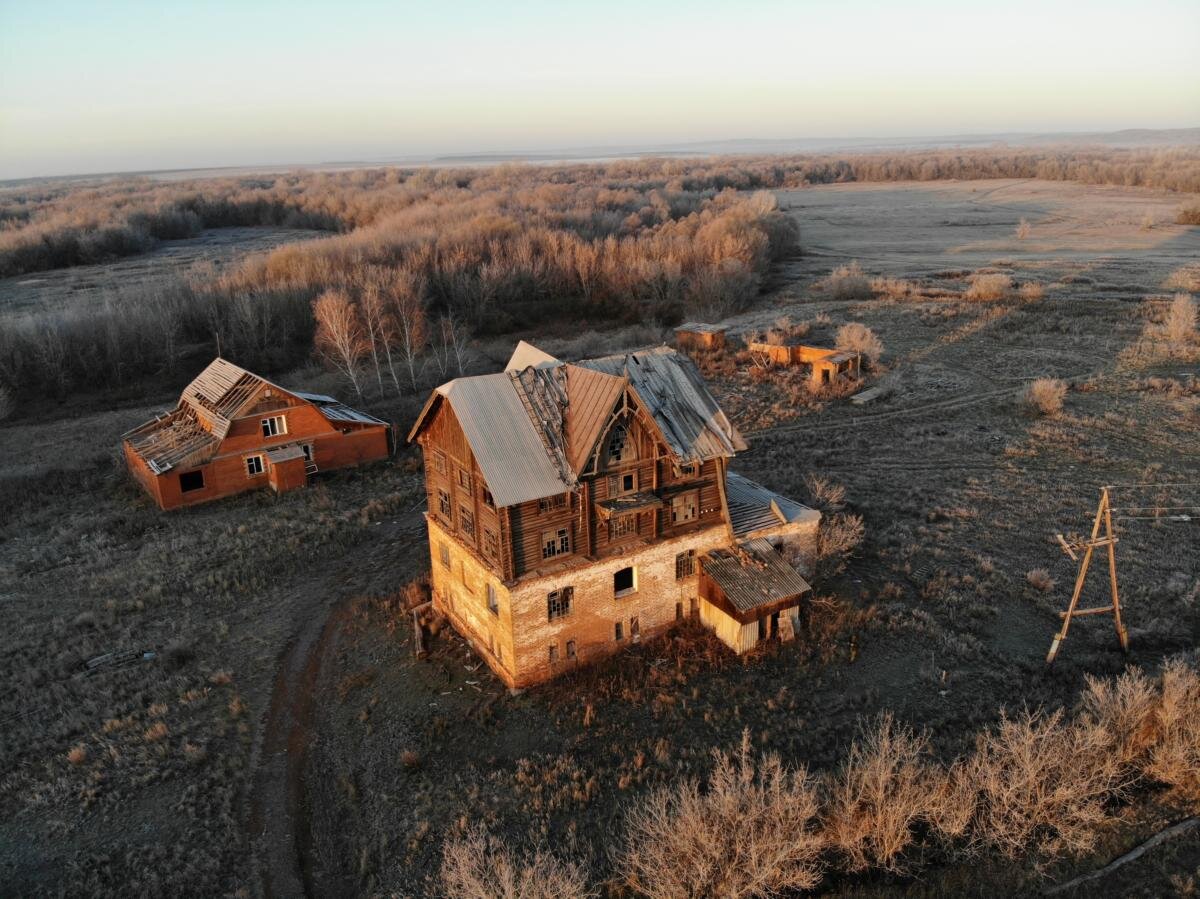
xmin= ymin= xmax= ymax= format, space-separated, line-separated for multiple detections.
xmin=674 ymin=323 xmax=727 ymax=352
xmin=123 ymin=358 xmax=391 ymax=510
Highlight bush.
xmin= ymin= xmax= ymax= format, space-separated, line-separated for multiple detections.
xmin=1177 ymin=203 xmax=1200 ymax=226
xmin=826 ymin=261 xmax=872 ymax=300
xmin=1143 ymin=658 xmax=1200 ymax=800
xmin=803 ymin=473 xmax=846 ymax=512
xmin=620 ymin=729 xmax=825 ymax=898
xmin=441 ymin=826 xmax=593 ymax=899
xmin=963 ymin=708 xmax=1127 ymax=859
xmin=823 ymin=714 xmax=936 ymax=872
xmin=835 ymin=323 xmax=883 ymax=365
xmin=815 ymin=512 xmax=865 ymax=580
xmin=870 ymin=276 xmax=914 ymax=300
xmin=1025 ymin=378 xmax=1066 ymax=416
xmin=965 ymin=273 xmax=1012 ymax=302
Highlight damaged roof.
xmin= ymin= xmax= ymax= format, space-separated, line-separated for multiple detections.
xmin=726 ymin=471 xmax=821 ymax=537
xmin=124 ymin=358 xmax=384 ymax=475
xmin=579 ymin=346 xmax=747 ymax=464
xmin=409 ymin=342 xmax=746 ymax=508
xmin=703 ymin=538 xmax=813 ymax=614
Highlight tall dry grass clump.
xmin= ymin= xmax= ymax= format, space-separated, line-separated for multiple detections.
xmin=870 ymin=276 xmax=914 ymax=300
xmin=441 ymin=825 xmax=593 ymax=899
xmin=1164 ymin=264 xmax=1200 ymax=293
xmin=1016 ymin=218 xmax=1032 ymax=239
xmin=823 ymin=714 xmax=937 ymax=872
xmin=619 ymin=729 xmax=825 ymax=898
xmin=835 ymin=323 xmax=883 ymax=365
xmin=1025 ymin=378 xmax=1067 ymax=416
xmin=1165 ymin=293 xmax=1198 ymax=347
xmin=1018 ymin=281 xmax=1045 ymax=301
xmin=965 ymin=272 xmax=1013 ymax=302
xmin=825 ymin=261 xmax=872 ymax=300
xmin=1177 ymin=203 xmax=1200 ymax=226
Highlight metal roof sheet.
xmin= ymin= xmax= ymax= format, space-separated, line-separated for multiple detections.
xmin=703 ymin=538 xmax=812 ymax=613
xmin=505 ymin=340 xmax=561 ymax=372
xmin=725 ymin=471 xmax=820 ymax=537
xmin=318 ymin=403 xmax=388 ymax=426
xmin=580 ymin=346 xmax=747 ymax=463
xmin=266 ymin=445 xmax=306 ymax=463
xmin=436 ymin=373 xmax=574 ymax=508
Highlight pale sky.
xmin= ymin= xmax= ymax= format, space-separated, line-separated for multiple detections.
xmin=1 ymin=0 xmax=1197 ymax=179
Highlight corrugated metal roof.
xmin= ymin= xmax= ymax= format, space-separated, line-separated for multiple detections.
xmin=580 ymin=346 xmax=747 ymax=463
xmin=317 ymin=402 xmax=388 ymax=426
xmin=703 ymin=538 xmax=812 ymax=613
xmin=505 ymin=340 xmax=561 ymax=372
xmin=726 ymin=471 xmax=820 ymax=537
xmin=564 ymin=363 xmax=627 ymax=473
xmin=435 ymin=373 xmax=574 ymax=508
xmin=293 ymin=390 xmax=339 ymax=404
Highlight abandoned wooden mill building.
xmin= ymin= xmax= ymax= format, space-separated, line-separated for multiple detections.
xmin=123 ymin=358 xmax=391 ymax=510
xmin=408 ymin=341 xmax=820 ymax=689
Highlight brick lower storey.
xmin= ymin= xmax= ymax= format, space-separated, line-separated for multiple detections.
xmin=428 ymin=517 xmax=733 ymax=689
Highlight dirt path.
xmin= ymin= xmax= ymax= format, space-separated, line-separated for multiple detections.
xmin=247 ymin=509 xmax=428 ymax=898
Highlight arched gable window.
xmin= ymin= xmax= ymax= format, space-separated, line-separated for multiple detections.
xmin=606 ymin=420 xmax=637 ymax=465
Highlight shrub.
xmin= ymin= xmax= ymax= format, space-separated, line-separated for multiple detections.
xmin=823 ymin=714 xmax=936 ymax=872
xmin=1018 ymin=281 xmax=1045 ymax=301
xmin=1164 ymin=264 xmax=1200 ymax=293
xmin=835 ymin=323 xmax=883 ymax=365
xmin=67 ymin=744 xmax=88 ymax=766
xmin=1025 ymin=378 xmax=1067 ymax=416
xmin=870 ymin=276 xmax=914 ymax=300
xmin=1143 ymin=658 xmax=1200 ymax=800
xmin=815 ymin=513 xmax=865 ymax=580
xmin=1016 ymin=218 xmax=1031 ymax=239
xmin=965 ymin=273 xmax=1012 ymax=302
xmin=441 ymin=826 xmax=593 ymax=899
xmin=803 ymin=473 xmax=846 ymax=512
xmin=619 ymin=729 xmax=824 ymax=898
xmin=1079 ymin=667 xmax=1160 ymax=766
xmin=1025 ymin=569 xmax=1056 ymax=593
xmin=1177 ymin=203 xmax=1200 ymax=226
xmin=826 ymin=261 xmax=872 ymax=300
xmin=964 ymin=708 xmax=1127 ymax=859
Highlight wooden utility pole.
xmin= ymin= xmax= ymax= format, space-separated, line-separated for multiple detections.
xmin=1045 ymin=486 xmax=1129 ymax=666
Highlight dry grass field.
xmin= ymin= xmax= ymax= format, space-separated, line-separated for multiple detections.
xmin=1 ymin=168 xmax=1198 ymax=896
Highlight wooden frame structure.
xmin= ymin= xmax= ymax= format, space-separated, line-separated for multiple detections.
xmin=1045 ymin=486 xmax=1129 ymax=665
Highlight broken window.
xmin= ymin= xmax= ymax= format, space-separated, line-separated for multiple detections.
xmin=487 ymin=582 xmax=499 ymax=615
xmin=482 ymin=488 xmax=495 ymax=509
xmin=483 ymin=529 xmax=499 ymax=559
xmin=614 ymin=566 xmax=636 ymax=597
xmin=261 ymin=415 xmax=287 ymax=438
xmin=547 ymin=587 xmax=573 ymax=620
xmin=548 ymin=644 xmax=558 ymax=664
xmin=615 ymin=621 xmax=624 ymax=641
xmin=438 ymin=489 xmax=452 ymax=520
xmin=541 ymin=527 xmax=571 ymax=559
xmin=607 ymin=423 xmax=629 ymax=462
xmin=675 ymin=549 xmax=696 ymax=579
xmin=179 ymin=470 xmax=204 ymax=493
xmin=609 ymin=471 xmax=637 ymax=496
xmin=433 ymin=450 xmax=447 ymax=474
xmin=457 ymin=467 xmax=472 ymax=492
xmin=630 ymin=616 xmax=640 ymax=639
xmin=245 ymin=455 xmax=264 ymax=477
xmin=301 ymin=444 xmax=313 ymax=462
xmin=671 ymin=491 xmax=698 ymax=524
xmin=566 ymin=639 xmax=576 ymax=659
xmin=460 ymin=506 xmax=475 ymax=539
xmin=438 ymin=541 xmax=450 ymax=568
xmin=609 ymin=514 xmax=637 ymax=540
xmin=538 ymin=494 xmax=567 ymax=513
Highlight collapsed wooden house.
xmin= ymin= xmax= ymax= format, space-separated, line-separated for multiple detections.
xmin=123 ymin=358 xmax=391 ymax=510
xmin=408 ymin=341 xmax=819 ymax=689
xmin=748 ymin=341 xmax=861 ymax=386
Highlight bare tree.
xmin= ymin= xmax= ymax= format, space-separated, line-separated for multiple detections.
xmin=312 ymin=289 xmax=367 ymax=398
xmin=387 ymin=270 xmax=428 ymax=390
xmin=360 ymin=281 xmax=388 ymax=395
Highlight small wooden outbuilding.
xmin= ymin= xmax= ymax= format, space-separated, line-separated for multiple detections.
xmin=675 ymin=323 xmax=727 ymax=352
